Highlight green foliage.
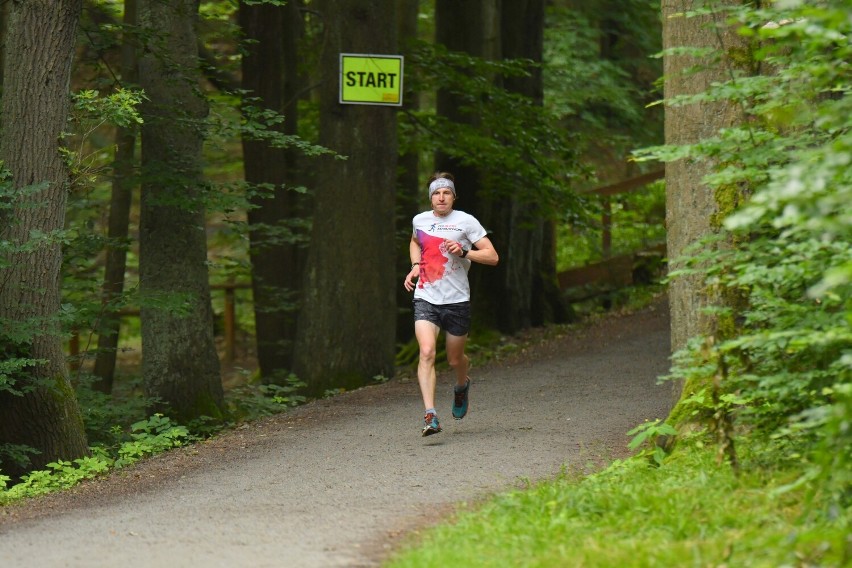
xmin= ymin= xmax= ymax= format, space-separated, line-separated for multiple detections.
xmin=114 ymin=414 xmax=191 ymax=467
xmin=0 ymin=444 xmax=40 ymax=475
xmin=225 ymin=374 xmax=306 ymax=422
xmin=627 ymin=419 xmax=677 ymax=466
xmin=65 ymin=88 xmax=145 ymax=188
xmin=387 ymin=439 xmax=850 ymax=568
xmin=544 ymin=2 xmax=665 ymax=272
xmin=0 ymin=414 xmax=190 ymax=504
xmin=557 ymin=180 xmax=666 ymax=270
xmin=803 ymin=382 xmax=852 ymax=514
xmin=544 ymin=1 xmax=663 ymax=156
xmin=636 ymin=1 xmax=851 ymax=508
xmin=0 ymin=369 xmax=313 ymax=503
xmin=74 ymin=373 xmax=159 ymax=447
xmin=71 ymin=89 xmax=145 ymax=130
xmin=239 ymin=99 xmax=333 ymax=158
xmin=0 ymin=357 xmax=42 ymax=397
xmin=402 ymin=41 xmax=587 ymax=218
xmin=0 ymin=456 xmax=113 ymax=503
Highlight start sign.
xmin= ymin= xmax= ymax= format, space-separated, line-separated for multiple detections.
xmin=339 ymin=54 xmax=404 ymax=106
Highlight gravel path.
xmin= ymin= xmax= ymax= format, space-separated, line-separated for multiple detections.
xmin=0 ymin=298 xmax=672 ymax=567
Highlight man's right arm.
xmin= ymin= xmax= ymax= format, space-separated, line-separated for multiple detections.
xmin=404 ymin=235 xmax=421 ymax=291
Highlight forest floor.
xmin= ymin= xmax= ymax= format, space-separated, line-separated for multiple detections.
xmin=0 ymin=295 xmax=673 ymax=568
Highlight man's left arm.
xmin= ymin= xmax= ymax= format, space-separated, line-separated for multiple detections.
xmin=466 ymin=236 xmax=498 ymax=266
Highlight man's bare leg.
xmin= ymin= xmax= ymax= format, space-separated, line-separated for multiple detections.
xmin=414 ymin=320 xmax=441 ymax=410
xmin=445 ymin=332 xmax=469 ymax=388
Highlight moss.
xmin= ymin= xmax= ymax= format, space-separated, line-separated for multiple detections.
xmin=52 ymin=374 xmax=77 ymax=400
xmin=726 ymin=46 xmax=756 ymax=71
xmin=172 ymin=390 xmax=226 ymax=424
xmin=711 ymin=182 xmax=746 ymax=229
xmin=667 ymin=372 xmax=715 ymax=430
xmin=299 ymin=370 xmax=372 ymax=400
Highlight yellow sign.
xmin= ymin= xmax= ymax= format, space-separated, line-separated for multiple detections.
xmin=339 ymin=54 xmax=404 ymax=106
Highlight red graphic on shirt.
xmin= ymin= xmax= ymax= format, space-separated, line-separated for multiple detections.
xmin=416 ymin=230 xmax=451 ymax=288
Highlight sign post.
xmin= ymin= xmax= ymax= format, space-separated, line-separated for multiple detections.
xmin=339 ymin=53 xmax=404 ymax=106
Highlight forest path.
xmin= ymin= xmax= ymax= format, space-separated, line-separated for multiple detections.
xmin=0 ymin=297 xmax=672 ymax=568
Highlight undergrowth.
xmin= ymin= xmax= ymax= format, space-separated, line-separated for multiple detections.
xmin=0 ymin=373 xmax=306 ymax=504
xmin=0 ymin=414 xmax=189 ymax=505
xmin=386 ymin=434 xmax=851 ymax=568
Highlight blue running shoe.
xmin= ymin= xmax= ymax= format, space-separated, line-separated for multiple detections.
xmin=422 ymin=412 xmax=442 ymax=436
xmin=452 ymin=379 xmax=470 ymax=420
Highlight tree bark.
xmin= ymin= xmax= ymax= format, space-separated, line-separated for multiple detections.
xmin=240 ymin=0 xmax=306 ymax=380
xmin=395 ymin=0 xmax=421 ymax=343
xmin=492 ymin=0 xmax=571 ymax=332
xmin=0 ymin=0 xmax=89 ymax=478
xmin=0 ymin=1 xmax=8 ymax=89
xmin=293 ymin=0 xmax=398 ymax=397
xmin=434 ymin=0 xmax=501 ymax=219
xmin=434 ymin=0 xmax=503 ymax=329
xmin=137 ymin=0 xmax=224 ymax=421
xmin=91 ymin=0 xmax=139 ymax=392
xmin=662 ymin=0 xmax=747 ymax=353
xmin=397 ymin=0 xmax=420 ymax=204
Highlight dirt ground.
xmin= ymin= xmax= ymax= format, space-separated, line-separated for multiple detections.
xmin=0 ymin=296 xmax=673 ymax=567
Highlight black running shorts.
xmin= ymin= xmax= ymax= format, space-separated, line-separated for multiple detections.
xmin=413 ymin=299 xmax=472 ymax=336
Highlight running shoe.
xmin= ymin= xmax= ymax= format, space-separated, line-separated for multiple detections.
xmin=422 ymin=412 xmax=442 ymax=436
xmin=452 ymin=378 xmax=470 ymax=420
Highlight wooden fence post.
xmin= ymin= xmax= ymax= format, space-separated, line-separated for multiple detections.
xmin=602 ymin=196 xmax=612 ymax=259
xmin=223 ymin=284 xmax=236 ymax=364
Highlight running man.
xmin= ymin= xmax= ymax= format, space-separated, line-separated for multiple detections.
xmin=403 ymin=172 xmax=499 ymax=436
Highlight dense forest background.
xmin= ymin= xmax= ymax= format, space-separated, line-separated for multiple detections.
xmin=0 ymin=4 xmax=849 ymax=561
xmin=0 ymin=0 xmax=666 ymax=476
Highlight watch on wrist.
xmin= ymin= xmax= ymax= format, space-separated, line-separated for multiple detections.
xmin=461 ymin=248 xmax=469 ymax=258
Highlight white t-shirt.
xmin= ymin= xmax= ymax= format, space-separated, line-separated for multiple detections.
xmin=412 ymin=209 xmax=487 ymax=305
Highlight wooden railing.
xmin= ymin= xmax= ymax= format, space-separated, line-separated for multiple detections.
xmin=212 ymin=282 xmax=252 ymax=363
xmin=559 ymin=169 xmax=665 ymax=296
xmin=69 ymin=281 xmax=252 ymax=367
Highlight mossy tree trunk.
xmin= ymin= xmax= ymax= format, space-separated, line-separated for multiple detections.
xmin=137 ymin=0 xmax=224 ymax=422
xmin=0 ymin=0 xmax=89 ymax=478
xmin=292 ymin=0 xmax=398 ymax=397
xmin=662 ymin=0 xmax=748 ymax=355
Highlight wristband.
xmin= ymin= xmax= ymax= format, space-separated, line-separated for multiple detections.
xmin=461 ymin=249 xmax=468 ymax=258
xmin=411 ymin=262 xmax=420 ymax=269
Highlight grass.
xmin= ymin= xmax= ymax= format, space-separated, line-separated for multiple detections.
xmin=385 ymin=436 xmax=851 ymax=567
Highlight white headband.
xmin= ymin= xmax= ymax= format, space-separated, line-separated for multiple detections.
xmin=428 ymin=178 xmax=456 ymax=198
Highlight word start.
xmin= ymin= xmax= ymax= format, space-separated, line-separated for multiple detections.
xmin=344 ymin=71 xmax=398 ymax=88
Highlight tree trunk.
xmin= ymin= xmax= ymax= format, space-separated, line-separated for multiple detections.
xmin=0 ymin=1 xmax=8 ymax=89
xmin=434 ymin=0 xmax=501 ymax=219
xmin=137 ymin=0 xmax=224 ymax=422
xmin=434 ymin=0 xmax=503 ymax=329
xmin=397 ymin=0 xmax=420 ymax=199
xmin=0 ymin=0 xmax=89 ymax=478
xmin=293 ymin=0 xmax=398 ymax=397
xmin=397 ymin=0 xmax=420 ymax=203
xmin=91 ymin=0 xmax=139 ymax=392
xmin=662 ymin=0 xmax=747 ymax=354
xmin=490 ymin=0 xmax=570 ymax=332
xmin=240 ymin=0 xmax=306 ymax=380
xmin=395 ymin=0 xmax=421 ymax=343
